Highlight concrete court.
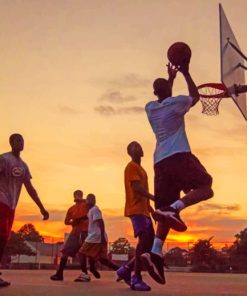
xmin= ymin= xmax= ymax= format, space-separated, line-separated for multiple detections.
xmin=1 ymin=270 xmax=247 ymax=296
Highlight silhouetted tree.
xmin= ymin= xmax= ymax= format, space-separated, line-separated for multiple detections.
xmin=229 ymin=228 xmax=247 ymax=272
xmin=165 ymin=247 xmax=188 ymax=267
xmin=18 ymin=223 xmax=44 ymax=242
xmin=189 ymin=237 xmax=218 ymax=271
xmin=1 ymin=231 xmax=35 ymax=267
xmin=110 ymin=238 xmax=131 ymax=254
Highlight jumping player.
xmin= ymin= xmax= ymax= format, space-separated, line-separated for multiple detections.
xmin=141 ymin=63 xmax=214 ymax=284
xmin=117 ymin=141 xmax=155 ymax=291
xmin=0 ymin=133 xmax=49 ymax=288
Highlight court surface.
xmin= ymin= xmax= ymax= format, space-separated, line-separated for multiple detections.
xmin=1 ymin=270 xmax=247 ymax=296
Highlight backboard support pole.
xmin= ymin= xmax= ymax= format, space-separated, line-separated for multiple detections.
xmin=227 ymin=39 xmax=247 ymax=62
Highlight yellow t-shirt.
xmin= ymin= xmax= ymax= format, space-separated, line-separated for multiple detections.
xmin=65 ymin=201 xmax=89 ymax=234
xmin=124 ymin=161 xmax=151 ymax=218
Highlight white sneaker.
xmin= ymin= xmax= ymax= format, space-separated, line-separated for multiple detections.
xmin=74 ymin=272 xmax=91 ymax=282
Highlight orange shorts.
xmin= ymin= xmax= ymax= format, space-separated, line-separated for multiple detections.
xmin=80 ymin=242 xmax=108 ymax=260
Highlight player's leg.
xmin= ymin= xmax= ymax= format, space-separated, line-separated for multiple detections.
xmin=74 ymin=253 xmax=91 ymax=282
xmin=0 ymin=203 xmax=14 ymax=288
xmin=79 ymin=254 xmax=87 ymax=274
xmin=78 ymin=232 xmax=88 ymax=274
xmin=50 ymin=232 xmax=80 ymax=280
xmin=141 ymin=222 xmax=168 ymax=285
xmin=0 ymin=235 xmax=11 ymax=288
xmin=153 ymin=153 xmax=198 ymax=231
xmin=179 ymin=153 xmax=213 ymax=205
xmin=157 ymin=153 xmax=213 ymax=219
xmin=50 ymin=256 xmax=68 ymax=280
xmin=153 ymin=155 xmax=184 ymax=234
xmin=94 ymin=242 xmax=118 ymax=270
xmin=89 ymin=257 xmax=101 ymax=279
xmin=116 ymin=256 xmax=134 ymax=285
xmin=141 ymin=158 xmax=180 ymax=284
xmin=130 ymin=216 xmax=154 ymax=291
xmin=75 ymin=231 xmax=91 ymax=282
xmin=98 ymin=257 xmax=118 ymax=271
xmin=79 ymin=242 xmax=105 ymax=280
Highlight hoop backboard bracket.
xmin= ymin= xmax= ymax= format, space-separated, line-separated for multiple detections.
xmin=219 ymin=3 xmax=247 ymax=120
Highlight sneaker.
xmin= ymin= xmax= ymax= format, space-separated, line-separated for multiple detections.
xmin=116 ymin=265 xmax=131 ymax=286
xmin=90 ymin=268 xmax=101 ymax=279
xmin=153 ymin=207 xmax=187 ymax=232
xmin=74 ymin=272 xmax=91 ymax=282
xmin=141 ymin=252 xmax=165 ymax=285
xmin=0 ymin=278 xmax=10 ymax=288
xmin=50 ymin=273 xmax=63 ymax=281
xmin=130 ymin=275 xmax=151 ymax=291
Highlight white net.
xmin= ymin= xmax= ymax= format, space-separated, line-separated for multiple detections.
xmin=200 ymin=97 xmax=222 ymax=115
xmin=198 ymin=83 xmax=227 ymax=116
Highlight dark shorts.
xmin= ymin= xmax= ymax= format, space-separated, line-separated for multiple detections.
xmin=61 ymin=231 xmax=88 ymax=257
xmin=0 ymin=202 xmax=15 ymax=238
xmin=130 ymin=215 xmax=154 ymax=239
xmin=154 ymin=152 xmax=213 ymax=209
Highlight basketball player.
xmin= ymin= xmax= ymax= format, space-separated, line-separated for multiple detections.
xmin=79 ymin=194 xmax=118 ymax=277
xmin=50 ymin=190 xmax=99 ymax=282
xmin=0 ymin=134 xmax=49 ymax=288
xmin=141 ymin=62 xmax=214 ymax=284
xmin=117 ymin=141 xmax=155 ymax=291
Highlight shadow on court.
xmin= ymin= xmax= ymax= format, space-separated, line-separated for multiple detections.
xmin=1 ymin=270 xmax=247 ymax=296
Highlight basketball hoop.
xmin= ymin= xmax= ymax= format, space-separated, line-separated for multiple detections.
xmin=197 ymin=83 xmax=229 ymax=116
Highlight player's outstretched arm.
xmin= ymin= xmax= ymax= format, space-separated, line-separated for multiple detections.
xmin=179 ymin=63 xmax=199 ymax=106
xmin=24 ymin=179 xmax=49 ymax=220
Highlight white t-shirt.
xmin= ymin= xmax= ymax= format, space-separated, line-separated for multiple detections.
xmin=0 ymin=152 xmax=32 ymax=209
xmin=85 ymin=205 xmax=108 ymax=243
xmin=145 ymin=95 xmax=193 ymax=164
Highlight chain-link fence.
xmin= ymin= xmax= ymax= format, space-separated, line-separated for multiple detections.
xmin=4 ymin=235 xmax=234 ymax=271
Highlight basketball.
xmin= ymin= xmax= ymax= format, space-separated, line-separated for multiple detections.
xmin=167 ymin=42 xmax=192 ymax=66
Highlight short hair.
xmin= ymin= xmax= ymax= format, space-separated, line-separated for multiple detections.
xmin=9 ymin=133 xmax=23 ymax=145
xmin=127 ymin=141 xmax=138 ymax=156
xmin=153 ymin=78 xmax=170 ymax=94
xmin=87 ymin=193 xmax=96 ymax=203
xmin=73 ymin=190 xmax=83 ymax=197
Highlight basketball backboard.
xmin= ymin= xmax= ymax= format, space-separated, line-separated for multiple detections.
xmin=219 ymin=4 xmax=247 ymax=120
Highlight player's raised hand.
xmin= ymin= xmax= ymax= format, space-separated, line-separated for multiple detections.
xmin=178 ymin=62 xmax=190 ymax=76
xmin=167 ymin=63 xmax=178 ymax=81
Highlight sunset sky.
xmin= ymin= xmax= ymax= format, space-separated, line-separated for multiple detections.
xmin=1 ymin=0 xmax=247 ymax=247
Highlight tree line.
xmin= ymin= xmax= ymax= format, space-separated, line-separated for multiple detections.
xmin=2 ymin=224 xmax=247 ymax=273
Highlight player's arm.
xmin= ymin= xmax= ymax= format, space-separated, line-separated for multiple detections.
xmin=64 ymin=210 xmax=74 ymax=225
xmin=24 ymin=179 xmax=49 ymax=220
xmin=97 ymin=219 xmax=106 ymax=243
xmin=179 ymin=63 xmax=199 ymax=106
xmin=72 ymin=215 xmax=88 ymax=225
xmin=131 ymin=180 xmax=154 ymax=201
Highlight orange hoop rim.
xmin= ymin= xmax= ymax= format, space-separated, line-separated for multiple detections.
xmin=197 ymin=83 xmax=230 ymax=99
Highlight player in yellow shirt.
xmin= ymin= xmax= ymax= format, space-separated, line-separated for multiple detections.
xmin=117 ymin=141 xmax=155 ymax=291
